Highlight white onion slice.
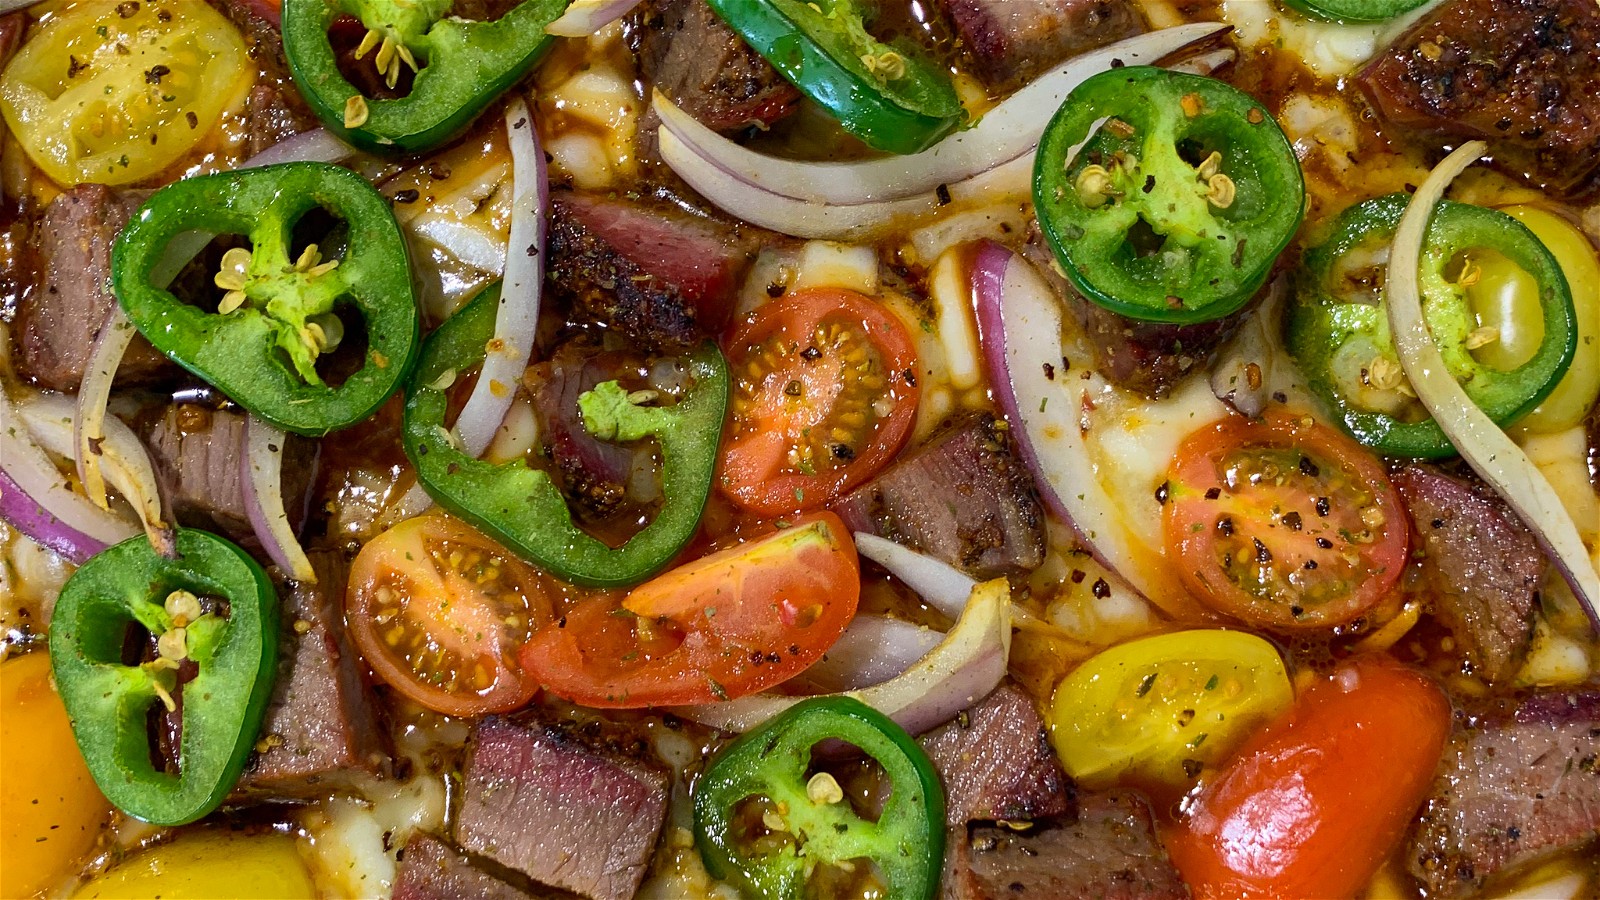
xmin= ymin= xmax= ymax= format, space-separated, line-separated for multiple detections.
xmin=653 ymin=23 xmax=1229 ymax=207
xmin=798 ymin=615 xmax=944 ymax=693
xmin=242 ymin=415 xmax=316 ymax=583
xmin=1386 ymin=141 xmax=1599 ymax=633
xmin=853 ymin=532 xmax=976 ymax=619
xmin=452 ymin=97 xmax=547 ymax=458
xmin=674 ymin=578 xmax=1011 ymax=734
xmin=545 ymin=0 xmax=643 ymax=36
xmin=75 ymin=307 xmax=136 ymax=508
xmin=970 ymin=241 xmax=1209 ymax=621
xmin=0 ymin=390 xmax=145 ymax=560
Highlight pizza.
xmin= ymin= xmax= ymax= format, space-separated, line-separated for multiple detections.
xmin=0 ymin=0 xmax=1596 ymax=897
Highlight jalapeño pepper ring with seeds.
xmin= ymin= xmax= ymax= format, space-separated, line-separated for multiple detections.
xmin=48 ymin=529 xmax=280 ymax=826
xmin=1034 ymin=66 xmax=1305 ymax=325
xmin=693 ymin=696 xmax=946 ymax=900
xmin=403 ymin=283 xmax=730 ymax=589
xmin=282 ymin=0 xmax=568 ymax=153
xmin=112 ymin=161 xmax=419 ymax=436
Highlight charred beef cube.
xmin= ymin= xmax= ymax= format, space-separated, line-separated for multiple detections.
xmin=932 ymin=0 xmax=1145 ymax=92
xmin=546 ymin=191 xmax=752 ymax=351
xmin=143 ymin=403 xmax=318 ymax=547
xmin=243 ymin=82 xmax=319 ymax=158
xmin=949 ymin=792 xmax=1189 ymax=900
xmin=1357 ymin=0 xmax=1600 ymax=196
xmin=1394 ymin=465 xmax=1544 ymax=683
xmin=456 ymin=718 xmax=669 ymax=900
xmin=1409 ymin=692 xmax=1600 ymax=897
xmin=835 ymin=413 xmax=1046 ymax=579
xmin=629 ymin=0 xmax=801 ymax=134
xmin=205 ymin=0 xmax=318 ymax=156
xmin=14 ymin=185 xmax=171 ymax=391
xmin=918 ymin=683 xmax=1072 ymax=826
xmin=393 ymin=835 xmax=539 ymax=900
xmin=234 ymin=550 xmax=389 ymax=799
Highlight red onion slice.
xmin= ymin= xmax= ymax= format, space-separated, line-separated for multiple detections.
xmin=0 ymin=390 xmax=140 ymax=561
xmin=452 ymin=97 xmax=547 ymax=458
xmin=75 ymin=306 xmax=136 ymax=508
xmin=673 ymin=578 xmax=1011 ymax=734
xmin=242 ymin=415 xmax=316 ymax=582
xmin=545 ymin=0 xmax=644 ymax=36
xmin=853 ymin=532 xmax=976 ymax=620
xmin=653 ymin=23 xmax=1229 ymax=208
xmin=1386 ymin=141 xmax=1599 ymax=633
xmin=15 ymin=392 xmax=173 ymax=557
xmin=242 ymin=127 xmax=356 ymax=169
xmin=970 ymin=241 xmax=1211 ymax=622
xmin=797 ymin=615 xmax=945 ymax=693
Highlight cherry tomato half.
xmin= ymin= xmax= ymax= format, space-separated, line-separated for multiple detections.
xmin=719 ymin=288 xmax=919 ymax=515
xmin=519 ymin=512 xmax=860 ymax=707
xmin=1165 ymin=655 xmax=1451 ymax=899
xmin=347 ymin=514 xmax=556 ymax=716
xmin=1163 ymin=412 xmax=1409 ymax=631
xmin=0 ymin=0 xmax=252 ymax=186
xmin=1048 ymin=630 xmax=1293 ymax=793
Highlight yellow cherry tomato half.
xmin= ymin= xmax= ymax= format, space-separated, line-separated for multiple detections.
xmin=1 ymin=651 xmax=112 ymax=899
xmin=1499 ymin=206 xmax=1600 ymax=434
xmin=0 ymin=0 xmax=252 ymax=186
xmin=1047 ymin=629 xmax=1293 ymax=792
xmin=72 ymin=830 xmax=316 ymax=899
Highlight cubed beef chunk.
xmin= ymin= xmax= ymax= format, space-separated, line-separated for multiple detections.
xmin=143 ymin=403 xmax=318 ymax=547
xmin=629 ymin=0 xmax=801 ymax=134
xmin=1409 ymin=692 xmax=1600 ymax=897
xmin=932 ymin=0 xmax=1145 ymax=92
xmin=918 ymin=683 xmax=1071 ymax=826
xmin=234 ymin=550 xmax=389 ymax=799
xmin=243 ymin=82 xmax=319 ymax=158
xmin=1357 ymin=0 xmax=1600 ymax=196
xmin=546 ymin=191 xmax=752 ymax=350
xmin=835 ymin=413 xmax=1046 ymax=579
xmin=949 ymin=792 xmax=1190 ymax=900
xmin=1018 ymin=225 xmax=1242 ymax=397
xmin=1394 ymin=465 xmax=1544 ymax=683
xmin=456 ymin=717 xmax=669 ymax=900
xmin=14 ymin=185 xmax=170 ymax=391
xmin=393 ymin=835 xmax=538 ymax=900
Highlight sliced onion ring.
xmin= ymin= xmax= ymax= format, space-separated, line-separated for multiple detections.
xmin=545 ymin=0 xmax=643 ymax=36
xmin=242 ymin=415 xmax=316 ymax=583
xmin=797 ymin=615 xmax=944 ymax=693
xmin=1 ymin=389 xmax=143 ymax=562
xmin=452 ymin=97 xmax=547 ymax=458
xmin=653 ymin=23 xmax=1229 ymax=208
xmin=75 ymin=306 xmax=136 ymax=509
xmin=673 ymin=578 xmax=1011 ymax=734
xmin=1386 ymin=140 xmax=1599 ymax=633
xmin=853 ymin=532 xmax=977 ymax=619
xmin=971 ymin=241 xmax=1210 ymax=621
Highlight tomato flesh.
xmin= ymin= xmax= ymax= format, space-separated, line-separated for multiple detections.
xmin=1165 ymin=655 xmax=1451 ymax=899
xmin=519 ymin=512 xmax=860 ymax=707
xmin=1163 ymin=412 xmax=1408 ymax=631
xmin=0 ymin=0 xmax=253 ymax=186
xmin=719 ymin=288 xmax=919 ymax=515
xmin=347 ymin=514 xmax=556 ymax=715
xmin=1048 ymin=630 xmax=1293 ymax=793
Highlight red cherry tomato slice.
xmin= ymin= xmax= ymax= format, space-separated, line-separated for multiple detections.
xmin=519 ymin=512 xmax=860 ymax=707
xmin=719 ymin=288 xmax=919 ymax=515
xmin=347 ymin=514 xmax=557 ymax=716
xmin=1165 ymin=655 xmax=1451 ymax=899
xmin=1163 ymin=411 xmax=1409 ymax=631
